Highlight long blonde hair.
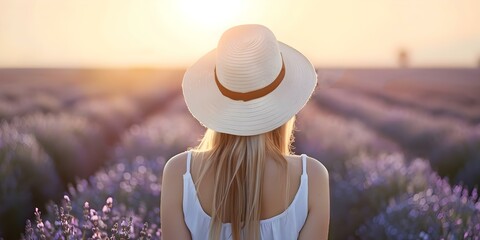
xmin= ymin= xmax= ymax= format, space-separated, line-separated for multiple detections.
xmin=190 ymin=116 xmax=296 ymax=240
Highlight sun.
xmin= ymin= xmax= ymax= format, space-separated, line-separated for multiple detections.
xmin=176 ymin=0 xmax=244 ymax=30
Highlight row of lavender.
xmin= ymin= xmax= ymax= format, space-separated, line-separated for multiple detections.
xmin=0 ymin=77 xmax=179 ymax=238
xmin=350 ymin=87 xmax=480 ymax=125
xmin=0 ymin=69 xmax=183 ymax=122
xmin=323 ymin=68 xmax=480 ymax=121
xmin=19 ymin=97 xmax=204 ymax=239
xmin=295 ymin=102 xmax=480 ymax=239
xmin=315 ymin=88 xmax=480 ymax=191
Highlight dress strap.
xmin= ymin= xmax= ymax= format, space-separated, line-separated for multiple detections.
xmin=300 ymin=154 xmax=307 ymax=176
xmin=186 ymin=150 xmax=192 ymax=174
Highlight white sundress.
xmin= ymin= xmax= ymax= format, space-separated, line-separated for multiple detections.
xmin=183 ymin=150 xmax=309 ymax=239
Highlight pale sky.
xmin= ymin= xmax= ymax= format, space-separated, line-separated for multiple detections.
xmin=0 ymin=0 xmax=479 ymax=68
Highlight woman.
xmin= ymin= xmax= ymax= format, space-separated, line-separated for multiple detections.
xmin=161 ymin=24 xmax=330 ymax=240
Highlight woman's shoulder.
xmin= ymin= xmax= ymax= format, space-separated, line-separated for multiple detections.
xmin=285 ymin=154 xmax=329 ymax=178
xmin=163 ymin=150 xmax=211 ymax=173
xmin=306 ymin=155 xmax=329 ymax=179
xmin=296 ymin=154 xmax=330 ymax=239
xmin=163 ymin=151 xmax=190 ymax=176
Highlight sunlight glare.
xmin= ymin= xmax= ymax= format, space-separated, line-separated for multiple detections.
xmin=177 ymin=0 xmax=243 ymax=30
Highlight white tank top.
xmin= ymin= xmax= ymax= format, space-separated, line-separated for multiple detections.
xmin=183 ymin=150 xmax=309 ymax=240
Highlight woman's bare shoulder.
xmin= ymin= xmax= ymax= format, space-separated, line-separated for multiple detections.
xmin=163 ymin=151 xmax=190 ymax=176
xmin=160 ymin=151 xmax=192 ymax=239
xmin=298 ymin=155 xmax=330 ymax=239
xmin=305 ymin=155 xmax=329 ymax=179
xmin=285 ymin=154 xmax=329 ymax=178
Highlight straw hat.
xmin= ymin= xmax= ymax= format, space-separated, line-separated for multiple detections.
xmin=182 ymin=24 xmax=317 ymax=136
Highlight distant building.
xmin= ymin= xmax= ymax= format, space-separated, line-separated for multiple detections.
xmin=397 ymin=48 xmax=409 ymax=68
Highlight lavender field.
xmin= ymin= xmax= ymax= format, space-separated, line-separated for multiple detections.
xmin=1 ymin=68 xmax=479 ymax=239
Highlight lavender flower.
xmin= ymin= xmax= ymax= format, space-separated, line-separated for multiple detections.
xmin=329 ymin=153 xmax=434 ymax=239
xmin=0 ymin=125 xmax=62 ymax=237
xmin=22 ymin=195 xmax=154 ymax=239
xmin=358 ymin=174 xmax=480 ymax=239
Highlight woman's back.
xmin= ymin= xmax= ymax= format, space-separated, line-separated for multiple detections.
xmin=160 ymin=150 xmax=329 ymax=239
xmin=188 ymin=151 xmax=306 ymax=223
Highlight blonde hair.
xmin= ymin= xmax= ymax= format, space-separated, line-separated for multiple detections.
xmin=190 ymin=116 xmax=296 ymax=240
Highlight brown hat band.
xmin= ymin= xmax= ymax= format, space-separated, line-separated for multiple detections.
xmin=214 ymin=57 xmax=286 ymax=102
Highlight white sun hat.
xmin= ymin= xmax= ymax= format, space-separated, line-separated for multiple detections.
xmin=182 ymin=24 xmax=317 ymax=136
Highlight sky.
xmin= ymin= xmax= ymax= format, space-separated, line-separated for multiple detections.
xmin=0 ymin=0 xmax=479 ymax=68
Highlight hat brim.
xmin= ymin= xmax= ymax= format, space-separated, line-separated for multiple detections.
xmin=182 ymin=42 xmax=317 ymax=136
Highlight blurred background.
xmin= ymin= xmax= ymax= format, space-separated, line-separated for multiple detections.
xmin=0 ymin=0 xmax=479 ymax=239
